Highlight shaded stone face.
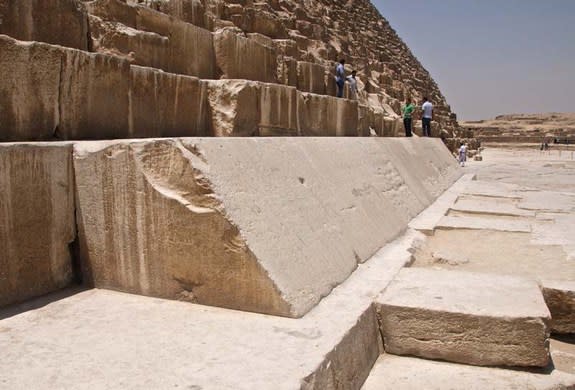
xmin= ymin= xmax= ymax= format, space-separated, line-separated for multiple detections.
xmin=0 ymin=0 xmax=88 ymax=50
xmin=0 ymin=143 xmax=76 ymax=307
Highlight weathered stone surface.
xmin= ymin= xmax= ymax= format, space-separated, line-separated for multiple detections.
xmin=74 ymin=138 xmax=460 ymax=317
xmin=213 ymin=29 xmax=277 ymax=83
xmin=0 ymin=35 xmax=60 ymax=141
xmin=59 ymin=41 xmax=131 ymax=140
xmin=0 ymin=143 xmax=75 ymax=307
xmin=297 ymin=61 xmax=326 ymax=94
xmin=0 ymin=0 xmax=88 ymax=50
xmin=363 ymin=355 xmax=575 ymax=390
xmin=377 ymin=268 xmax=551 ymax=367
xmin=0 ymin=35 xmax=130 ymax=141
xmin=129 ymin=66 xmax=210 ymax=137
xmin=88 ymin=0 xmax=216 ymax=79
xmin=206 ymin=80 xmax=260 ymax=136
xmin=436 ymin=215 xmax=532 ymax=233
xmin=88 ymin=15 xmax=171 ymax=71
xmin=297 ymin=92 xmax=358 ymax=136
xmin=259 ymin=83 xmax=298 ymax=136
xmin=542 ymin=280 xmax=575 ymax=334
xmin=136 ymin=6 xmax=216 ymax=78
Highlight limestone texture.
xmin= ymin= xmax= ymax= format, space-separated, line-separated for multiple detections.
xmin=297 ymin=61 xmax=326 ymax=95
xmin=542 ymin=280 xmax=575 ymax=334
xmin=363 ymin=355 xmax=575 ymax=390
xmin=0 ymin=143 xmax=75 ymax=307
xmin=297 ymin=93 xmax=358 ymax=136
xmin=88 ymin=0 xmax=216 ymax=78
xmin=377 ymin=268 xmax=551 ymax=367
xmin=205 ymin=80 xmax=260 ymax=136
xmin=259 ymin=83 xmax=298 ymax=136
xmin=0 ymin=0 xmax=88 ymax=50
xmin=129 ymin=66 xmax=210 ymax=137
xmin=73 ymin=138 xmax=460 ymax=317
xmin=213 ymin=29 xmax=277 ymax=83
xmin=0 ymin=35 xmax=130 ymax=141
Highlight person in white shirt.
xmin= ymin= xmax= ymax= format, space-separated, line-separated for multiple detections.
xmin=421 ymin=97 xmax=433 ymax=137
xmin=346 ymin=70 xmax=358 ymax=100
xmin=458 ymin=143 xmax=468 ymax=167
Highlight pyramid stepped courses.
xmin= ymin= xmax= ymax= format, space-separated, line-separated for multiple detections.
xmin=0 ymin=0 xmax=464 ymax=142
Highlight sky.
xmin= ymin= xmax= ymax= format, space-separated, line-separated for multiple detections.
xmin=373 ymin=0 xmax=575 ymax=120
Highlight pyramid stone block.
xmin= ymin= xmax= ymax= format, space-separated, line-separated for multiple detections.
xmin=297 ymin=92 xmax=358 ymax=136
xmin=0 ymin=143 xmax=75 ymax=307
xmin=74 ymin=138 xmax=460 ymax=317
xmin=0 ymin=35 xmax=130 ymax=141
xmin=129 ymin=66 xmax=210 ymax=137
xmin=377 ymin=268 xmax=551 ymax=367
xmin=0 ymin=0 xmax=88 ymax=50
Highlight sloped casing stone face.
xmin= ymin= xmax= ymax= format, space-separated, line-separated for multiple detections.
xmin=74 ymin=138 xmax=460 ymax=317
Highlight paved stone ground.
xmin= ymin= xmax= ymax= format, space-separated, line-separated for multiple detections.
xmin=414 ymin=147 xmax=575 ymax=375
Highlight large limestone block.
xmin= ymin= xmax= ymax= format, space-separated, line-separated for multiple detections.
xmin=88 ymin=0 xmax=216 ymax=79
xmin=206 ymin=80 xmax=260 ymax=136
xmin=129 ymin=66 xmax=210 ymax=137
xmin=58 ymin=44 xmax=131 ymax=139
xmin=0 ymin=143 xmax=75 ymax=307
xmin=0 ymin=0 xmax=88 ymax=50
xmin=377 ymin=268 xmax=551 ymax=367
xmin=135 ymin=6 xmax=216 ymax=78
xmin=542 ymin=280 xmax=575 ymax=334
xmin=213 ymin=30 xmax=277 ymax=83
xmin=259 ymin=83 xmax=298 ymax=136
xmin=74 ymin=138 xmax=460 ymax=317
xmin=88 ymin=15 xmax=171 ymax=71
xmin=0 ymin=35 xmax=60 ymax=141
xmin=85 ymin=0 xmax=137 ymax=28
xmin=0 ymin=35 xmax=130 ymax=141
xmin=297 ymin=92 xmax=359 ymax=136
xmin=297 ymin=61 xmax=326 ymax=94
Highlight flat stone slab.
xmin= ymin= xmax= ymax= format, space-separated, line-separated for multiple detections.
xmin=0 ymin=230 xmax=420 ymax=390
xmin=437 ymin=215 xmax=532 ymax=233
xmin=451 ymin=198 xmax=535 ymax=217
xmin=376 ymin=268 xmax=551 ymax=367
xmin=542 ymin=280 xmax=575 ymax=334
xmin=362 ymin=355 xmax=575 ymax=390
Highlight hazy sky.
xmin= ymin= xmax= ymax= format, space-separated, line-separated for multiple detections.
xmin=373 ymin=0 xmax=575 ymax=120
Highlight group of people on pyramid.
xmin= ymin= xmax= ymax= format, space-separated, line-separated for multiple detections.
xmin=334 ymin=59 xmax=433 ymax=138
xmin=335 ymin=59 xmax=467 ymax=166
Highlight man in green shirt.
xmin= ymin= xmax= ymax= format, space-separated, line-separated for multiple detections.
xmin=402 ymin=99 xmax=416 ymax=137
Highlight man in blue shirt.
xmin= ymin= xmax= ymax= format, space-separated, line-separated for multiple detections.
xmin=335 ymin=59 xmax=346 ymax=98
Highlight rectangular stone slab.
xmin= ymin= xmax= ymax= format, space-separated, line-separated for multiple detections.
xmin=363 ymin=355 xmax=575 ymax=390
xmin=436 ymin=215 xmax=532 ymax=233
xmin=0 ymin=143 xmax=75 ymax=307
xmin=74 ymin=138 xmax=460 ymax=317
xmin=377 ymin=268 xmax=551 ymax=367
